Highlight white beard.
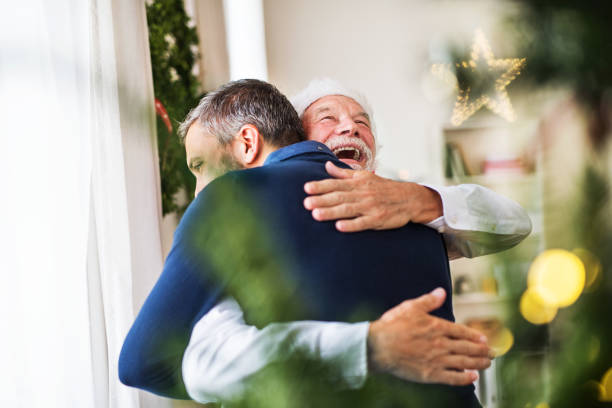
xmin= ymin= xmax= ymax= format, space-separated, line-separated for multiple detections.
xmin=324 ymin=135 xmax=375 ymax=171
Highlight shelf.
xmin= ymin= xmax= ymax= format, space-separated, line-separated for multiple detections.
xmin=446 ymin=172 xmax=536 ymax=186
xmin=452 ymin=292 xmax=510 ymax=324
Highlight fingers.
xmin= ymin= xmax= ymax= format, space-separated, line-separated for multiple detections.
xmin=434 ymin=370 xmax=479 ymax=386
xmin=440 ymin=355 xmax=491 ymax=371
xmin=304 ymin=191 xmax=350 ymax=210
xmin=304 ymin=161 xmax=366 ymax=194
xmin=312 ymin=204 xmax=360 ymax=221
xmin=408 ymin=287 xmax=446 ymax=313
xmin=442 ymin=320 xmax=488 ymax=344
xmin=325 ymin=161 xmax=355 ymax=179
xmin=379 ymin=288 xmax=446 ymax=322
xmin=446 ymin=339 xmax=492 ymax=358
xmin=336 ymin=217 xmax=376 ymax=232
xmin=304 ymin=178 xmax=354 ymax=195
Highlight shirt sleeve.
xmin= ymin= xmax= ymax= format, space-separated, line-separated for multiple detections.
xmin=182 ymin=298 xmax=370 ymax=404
xmin=422 ymin=183 xmax=532 ymax=260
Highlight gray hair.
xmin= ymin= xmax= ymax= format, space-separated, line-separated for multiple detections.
xmin=289 ymin=78 xmax=381 ymax=162
xmin=178 ymin=79 xmax=306 ymax=147
xmin=289 ymin=77 xmax=376 ymax=136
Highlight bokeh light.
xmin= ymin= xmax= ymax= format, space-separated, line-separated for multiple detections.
xmin=527 ymin=249 xmax=585 ymax=308
xmin=601 ymin=367 xmax=612 ymax=402
xmin=524 ymin=402 xmax=551 ymax=408
xmin=520 ymin=288 xmax=558 ymax=325
xmin=489 ymin=326 xmax=514 ymax=357
xmin=573 ymin=248 xmax=602 ymax=291
xmin=583 ymin=380 xmax=606 ymax=401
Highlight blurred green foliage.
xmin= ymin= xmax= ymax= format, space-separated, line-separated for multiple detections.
xmin=146 ymin=0 xmax=200 ymax=214
xmin=435 ymin=2 xmax=612 ymax=405
xmin=508 ymin=0 xmax=612 ymax=147
xmin=499 ymin=3 xmax=612 ymax=405
xmin=509 ymin=1 xmax=612 ymax=98
xmin=191 ymin=179 xmax=304 ymax=327
xmin=496 ymin=166 xmax=612 ymax=408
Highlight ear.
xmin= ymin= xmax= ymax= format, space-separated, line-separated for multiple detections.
xmin=229 ymin=124 xmax=263 ymax=167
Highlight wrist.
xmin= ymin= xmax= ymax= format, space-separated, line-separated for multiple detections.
xmin=366 ymin=320 xmax=384 ymax=374
xmin=424 ymin=186 xmax=444 ymax=222
xmin=404 ymin=184 xmax=443 ymax=224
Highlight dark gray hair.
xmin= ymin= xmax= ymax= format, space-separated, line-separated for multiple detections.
xmin=178 ymin=79 xmax=306 ymax=147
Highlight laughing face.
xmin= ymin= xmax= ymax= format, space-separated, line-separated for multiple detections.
xmin=301 ymin=95 xmax=376 ymax=170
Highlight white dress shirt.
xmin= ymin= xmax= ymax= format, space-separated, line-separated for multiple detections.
xmin=182 ymin=183 xmax=532 ymax=403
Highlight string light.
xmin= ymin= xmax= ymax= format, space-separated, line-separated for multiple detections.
xmin=432 ymin=29 xmax=525 ymax=126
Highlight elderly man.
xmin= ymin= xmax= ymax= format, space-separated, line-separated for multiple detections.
xmin=292 ymin=78 xmax=530 ymax=256
xmin=120 ymin=79 xmax=529 ymax=406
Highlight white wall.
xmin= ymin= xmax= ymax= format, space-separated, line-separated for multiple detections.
xmin=194 ymin=1 xmax=516 ymax=180
xmin=261 ymin=0 xmax=511 ymax=181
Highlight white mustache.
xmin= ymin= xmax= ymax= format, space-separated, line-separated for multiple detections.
xmin=324 ymin=135 xmax=375 ymax=170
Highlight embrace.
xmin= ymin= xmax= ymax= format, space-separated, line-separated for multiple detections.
xmin=119 ymin=78 xmax=531 ymax=407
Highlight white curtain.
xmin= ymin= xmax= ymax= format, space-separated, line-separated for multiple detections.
xmin=0 ymin=1 xmax=169 ymax=407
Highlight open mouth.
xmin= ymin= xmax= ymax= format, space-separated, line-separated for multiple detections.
xmin=324 ymin=135 xmax=373 ymax=170
xmin=332 ymin=146 xmax=362 ymax=162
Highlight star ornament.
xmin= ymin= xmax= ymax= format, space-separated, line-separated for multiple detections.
xmin=432 ymin=29 xmax=526 ymax=126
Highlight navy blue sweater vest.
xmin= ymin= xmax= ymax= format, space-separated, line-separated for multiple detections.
xmin=119 ymin=142 xmax=472 ymax=405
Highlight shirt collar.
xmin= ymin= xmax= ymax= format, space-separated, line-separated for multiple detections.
xmin=264 ymin=140 xmax=336 ymax=166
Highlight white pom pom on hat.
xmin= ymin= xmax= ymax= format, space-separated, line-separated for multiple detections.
xmin=290 ymin=78 xmax=375 ymax=133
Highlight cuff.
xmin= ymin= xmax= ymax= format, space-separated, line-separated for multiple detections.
xmin=332 ymin=321 xmax=369 ymax=389
xmin=425 ymin=215 xmax=446 ymax=233
xmin=421 ymin=183 xmax=485 ymax=232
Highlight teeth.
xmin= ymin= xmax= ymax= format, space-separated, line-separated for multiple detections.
xmin=332 ymin=146 xmax=361 ymax=161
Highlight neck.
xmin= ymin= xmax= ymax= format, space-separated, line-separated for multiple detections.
xmin=245 ymin=143 xmax=278 ymax=168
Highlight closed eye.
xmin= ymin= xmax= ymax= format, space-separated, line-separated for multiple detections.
xmin=189 ymin=160 xmax=204 ymax=173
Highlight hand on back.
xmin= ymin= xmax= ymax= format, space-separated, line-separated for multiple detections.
xmin=304 ymin=161 xmax=442 ymax=232
xmin=367 ymin=288 xmax=493 ymax=386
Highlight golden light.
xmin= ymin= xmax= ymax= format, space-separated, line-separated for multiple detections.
xmin=584 ymin=380 xmax=606 ymax=401
xmin=534 ymin=403 xmax=550 ymax=408
xmin=431 ymin=29 xmax=525 ymax=126
xmin=520 ymin=288 xmax=557 ymax=325
xmin=573 ymin=248 xmax=602 ymax=290
xmin=528 ymin=249 xmax=585 ymax=308
xmin=602 ymin=367 xmax=612 ymax=401
xmin=489 ymin=326 xmax=514 ymax=357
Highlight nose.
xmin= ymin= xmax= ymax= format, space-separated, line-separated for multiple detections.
xmin=336 ymin=117 xmax=359 ymax=137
